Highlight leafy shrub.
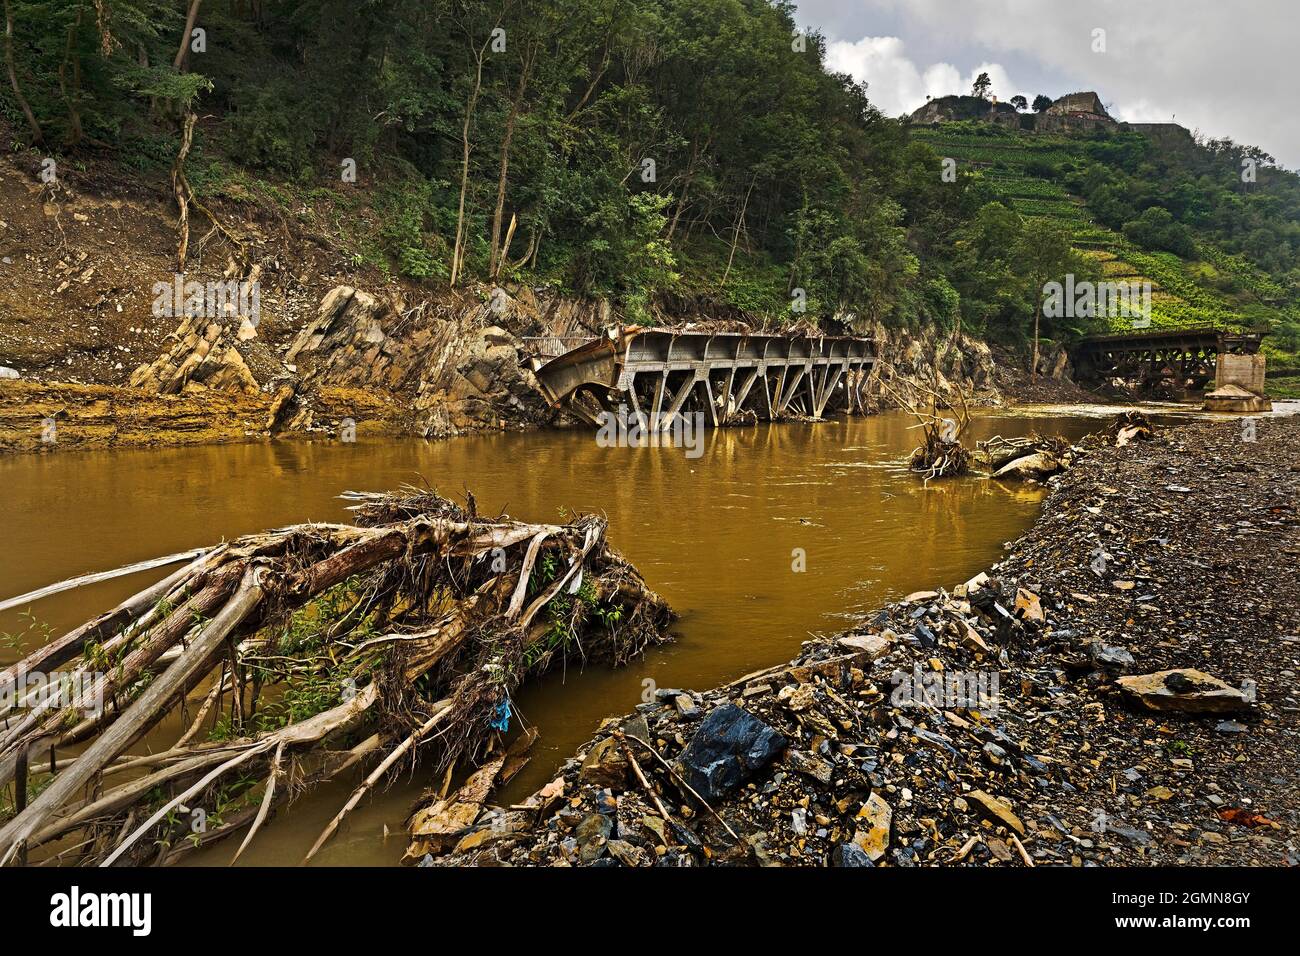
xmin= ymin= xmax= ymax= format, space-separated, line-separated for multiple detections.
xmin=1024 ymin=159 xmax=1058 ymax=179
xmin=223 ymin=80 xmax=320 ymax=175
xmin=377 ymin=179 xmax=448 ymax=281
xmin=1122 ymin=207 xmax=1197 ymax=258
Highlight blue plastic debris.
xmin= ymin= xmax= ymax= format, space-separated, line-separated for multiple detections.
xmin=489 ymin=698 xmax=512 ymax=732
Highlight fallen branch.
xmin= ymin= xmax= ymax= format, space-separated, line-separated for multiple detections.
xmin=0 ymin=548 xmax=209 ymax=615
xmin=621 ymin=732 xmax=740 ymax=843
xmin=303 ymin=700 xmax=452 ymax=863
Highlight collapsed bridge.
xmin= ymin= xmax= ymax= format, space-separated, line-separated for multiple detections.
xmin=1071 ymin=325 xmax=1268 ymax=391
xmin=523 ymin=327 xmax=876 ymax=428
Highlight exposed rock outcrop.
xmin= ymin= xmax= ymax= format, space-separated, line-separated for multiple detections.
xmin=860 ymin=320 xmax=1002 ymax=408
xmin=281 ymin=284 xmax=561 ymax=438
xmin=907 ymin=89 xmax=1190 ymax=141
xmin=128 ymin=283 xmax=577 ymax=440
xmin=908 ymin=94 xmax=1022 ymax=128
xmin=127 ymin=314 xmax=260 ymax=395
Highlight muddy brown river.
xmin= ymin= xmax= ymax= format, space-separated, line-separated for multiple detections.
xmin=2 ymin=407 xmax=1116 ymax=865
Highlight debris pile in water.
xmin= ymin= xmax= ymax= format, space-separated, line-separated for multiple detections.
xmin=0 ymin=489 xmax=673 ymax=866
xmin=975 ymin=410 xmax=1156 ymax=483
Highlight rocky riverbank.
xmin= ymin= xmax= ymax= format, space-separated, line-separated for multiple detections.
xmin=435 ymin=415 xmax=1300 ymax=867
xmin=0 ymin=291 xmax=1035 ymax=453
xmin=0 ymin=279 xmax=585 ymax=452
xmin=1 ymin=141 xmax=1074 ymax=453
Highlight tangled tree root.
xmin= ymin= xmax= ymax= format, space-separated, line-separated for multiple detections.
xmin=910 ymin=433 xmax=973 ymax=481
xmin=874 ymin=361 xmax=974 ymax=483
xmin=0 ymin=488 xmax=673 ymax=866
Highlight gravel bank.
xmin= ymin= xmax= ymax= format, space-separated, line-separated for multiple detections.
xmin=435 ymin=415 xmax=1300 ymax=867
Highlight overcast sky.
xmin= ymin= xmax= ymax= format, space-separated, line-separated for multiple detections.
xmin=793 ymin=0 xmax=1300 ymax=169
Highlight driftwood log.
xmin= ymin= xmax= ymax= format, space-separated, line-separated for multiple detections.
xmin=0 ymin=489 xmax=673 ymax=866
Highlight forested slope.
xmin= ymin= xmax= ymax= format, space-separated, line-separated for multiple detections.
xmin=915 ymin=121 xmax=1300 ymax=389
xmin=1 ymin=0 xmax=1297 ymax=381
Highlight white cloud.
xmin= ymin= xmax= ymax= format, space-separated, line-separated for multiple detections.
xmin=825 ymin=36 xmax=1022 ymax=117
xmin=803 ymin=0 xmax=1300 ymax=167
xmin=1109 ymin=98 xmax=1179 ymax=126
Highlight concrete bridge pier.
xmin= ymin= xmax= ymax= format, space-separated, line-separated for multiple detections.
xmin=1204 ymin=352 xmax=1272 ymax=413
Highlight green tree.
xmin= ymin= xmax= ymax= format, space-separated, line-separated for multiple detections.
xmin=1122 ymin=206 xmax=1197 ymax=258
xmin=1013 ymin=218 xmax=1091 ymax=380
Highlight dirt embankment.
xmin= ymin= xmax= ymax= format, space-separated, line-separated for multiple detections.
xmin=434 ymin=416 xmax=1300 ymax=867
xmin=0 ymin=142 xmax=608 ymax=451
xmin=0 ymin=143 xmax=332 ymax=386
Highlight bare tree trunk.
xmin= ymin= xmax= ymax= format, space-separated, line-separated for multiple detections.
xmin=721 ymin=174 xmax=757 ymax=287
xmin=450 ymin=46 xmax=486 ymax=287
xmin=3 ymin=0 xmax=43 ymax=144
xmin=171 ymin=111 xmax=197 ymax=270
xmin=788 ymin=184 xmax=809 ymax=293
xmin=564 ymin=37 xmax=609 ymax=122
xmin=173 ymin=0 xmax=203 ymax=71
xmin=488 ymin=49 xmax=534 ymax=279
xmin=512 ymin=228 xmax=537 ymax=271
xmin=58 ymin=11 xmax=84 ymax=146
xmin=665 ymin=141 xmax=700 ymax=242
xmin=499 ymin=212 xmax=517 ymax=272
xmin=91 ymin=0 xmax=113 ymax=55
xmin=1031 ymin=299 xmax=1042 ymax=383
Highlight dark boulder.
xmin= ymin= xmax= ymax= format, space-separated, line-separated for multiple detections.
xmin=676 ymin=703 xmax=787 ymax=802
xmin=831 ymin=843 xmax=875 ymax=867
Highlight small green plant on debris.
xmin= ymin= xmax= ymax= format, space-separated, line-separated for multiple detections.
xmin=0 ymin=609 xmax=53 ymax=653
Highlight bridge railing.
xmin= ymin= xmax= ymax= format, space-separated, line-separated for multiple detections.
xmin=520 ymin=335 xmax=599 ymax=359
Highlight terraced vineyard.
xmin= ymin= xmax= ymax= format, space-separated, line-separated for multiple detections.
xmin=913 ymin=124 xmax=1282 ymax=339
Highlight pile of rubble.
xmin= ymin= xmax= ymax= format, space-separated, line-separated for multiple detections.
xmin=973 ymin=412 xmax=1154 ymax=482
xmin=435 ymin=415 xmax=1300 ymax=867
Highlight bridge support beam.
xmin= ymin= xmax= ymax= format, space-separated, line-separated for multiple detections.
xmin=776 ymin=367 xmax=806 ymax=416
xmin=528 ymin=327 xmax=875 ymax=431
xmin=732 ymin=368 xmax=760 ymax=420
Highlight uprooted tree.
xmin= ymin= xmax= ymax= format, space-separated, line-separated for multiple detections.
xmin=876 ymin=362 xmax=974 ymax=482
xmin=0 ymin=489 xmax=672 ymax=866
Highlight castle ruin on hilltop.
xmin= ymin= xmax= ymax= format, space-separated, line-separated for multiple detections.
xmin=908 ymin=90 xmax=1191 ymax=143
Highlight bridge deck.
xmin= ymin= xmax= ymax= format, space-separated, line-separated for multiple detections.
xmin=526 ymin=326 xmax=875 ymax=427
xmin=1077 ymin=325 xmax=1266 ymax=350
xmin=1072 ymin=325 xmax=1268 ymax=387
